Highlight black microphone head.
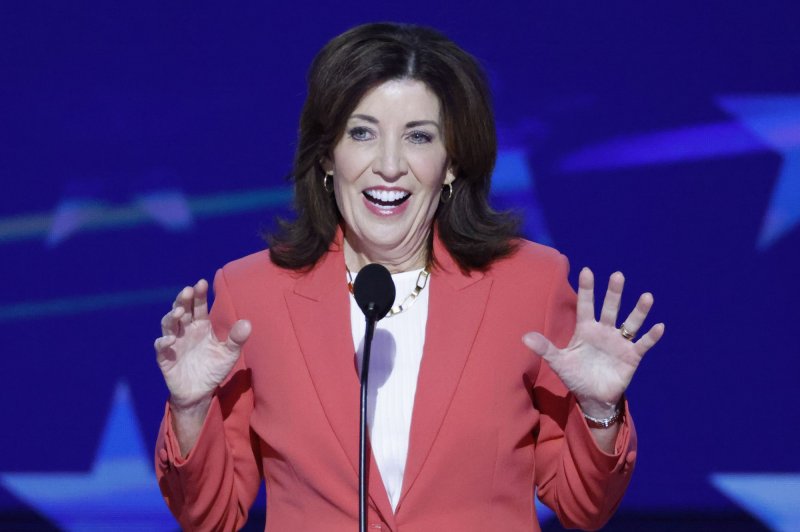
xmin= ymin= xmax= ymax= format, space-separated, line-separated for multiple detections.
xmin=352 ymin=263 xmax=395 ymax=321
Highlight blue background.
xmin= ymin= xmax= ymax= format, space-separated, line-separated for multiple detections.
xmin=1 ymin=2 xmax=799 ymax=530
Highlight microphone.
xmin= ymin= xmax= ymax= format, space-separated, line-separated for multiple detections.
xmin=353 ymin=263 xmax=395 ymax=321
xmin=351 ymin=263 xmax=395 ymax=532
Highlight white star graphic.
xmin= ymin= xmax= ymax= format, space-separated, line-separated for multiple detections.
xmin=711 ymin=473 xmax=800 ymax=532
xmin=716 ymin=95 xmax=800 ymax=249
xmin=0 ymin=381 xmax=175 ymax=531
xmin=556 ymin=94 xmax=800 ymax=250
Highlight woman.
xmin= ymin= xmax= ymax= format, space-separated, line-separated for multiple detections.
xmin=155 ymin=23 xmax=664 ymax=531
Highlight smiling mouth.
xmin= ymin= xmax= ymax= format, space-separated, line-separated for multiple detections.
xmin=363 ymin=189 xmax=411 ymax=207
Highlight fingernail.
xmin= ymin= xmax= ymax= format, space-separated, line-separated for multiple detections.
xmin=522 ymin=333 xmax=536 ymax=346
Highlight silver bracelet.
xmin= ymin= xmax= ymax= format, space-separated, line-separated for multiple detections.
xmin=582 ymin=401 xmax=623 ymax=429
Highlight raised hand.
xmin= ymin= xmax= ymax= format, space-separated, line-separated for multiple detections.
xmin=155 ymin=279 xmax=251 ymax=411
xmin=523 ymin=268 xmax=664 ymax=418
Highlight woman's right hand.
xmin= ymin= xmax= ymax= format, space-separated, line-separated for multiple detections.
xmin=155 ymin=279 xmax=252 ymax=412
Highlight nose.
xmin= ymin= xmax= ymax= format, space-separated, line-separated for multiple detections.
xmin=371 ymin=138 xmax=408 ymax=181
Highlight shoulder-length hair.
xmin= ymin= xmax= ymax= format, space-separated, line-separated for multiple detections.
xmin=268 ymin=22 xmax=519 ymax=272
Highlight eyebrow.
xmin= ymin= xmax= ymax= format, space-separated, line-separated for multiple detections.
xmin=349 ymin=114 xmax=441 ymax=131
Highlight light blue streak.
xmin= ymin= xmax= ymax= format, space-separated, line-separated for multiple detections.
xmin=0 ymin=287 xmax=181 ymax=322
xmin=0 ymin=186 xmax=293 ymax=244
xmin=558 ymin=121 xmax=767 ymax=174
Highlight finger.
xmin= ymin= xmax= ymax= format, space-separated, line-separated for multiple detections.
xmin=599 ymin=271 xmax=624 ymax=326
xmin=224 ymin=319 xmax=252 ymax=354
xmin=576 ymin=267 xmax=596 ymax=324
xmin=522 ymin=331 xmax=560 ymax=362
xmin=154 ymin=335 xmax=176 ymax=364
xmin=634 ymin=323 xmax=666 ymax=357
xmin=620 ymin=292 xmax=654 ymax=337
xmin=177 ymin=286 xmax=196 ymax=327
xmin=161 ymin=307 xmax=185 ymax=337
xmin=171 ymin=287 xmax=194 ymax=332
xmin=172 ymin=286 xmax=194 ymax=319
xmin=172 ymin=286 xmax=190 ymax=309
xmin=154 ymin=335 xmax=176 ymax=353
xmin=193 ymin=279 xmax=209 ymax=320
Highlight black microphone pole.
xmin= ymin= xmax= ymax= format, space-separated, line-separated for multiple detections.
xmin=352 ymin=264 xmax=395 ymax=532
xmin=359 ymin=303 xmax=376 ymax=532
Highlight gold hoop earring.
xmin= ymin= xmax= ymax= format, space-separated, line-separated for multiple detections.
xmin=323 ymin=171 xmax=334 ymax=193
xmin=441 ymin=182 xmax=453 ymax=203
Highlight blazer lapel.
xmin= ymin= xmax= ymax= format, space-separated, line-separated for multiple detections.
xmin=284 ymin=239 xmax=396 ymax=526
xmin=397 ymin=235 xmax=493 ymax=510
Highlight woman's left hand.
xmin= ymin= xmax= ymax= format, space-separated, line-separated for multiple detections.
xmin=523 ymin=267 xmax=665 ymax=418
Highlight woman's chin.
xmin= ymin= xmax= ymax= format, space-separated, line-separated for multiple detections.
xmin=349 ymin=226 xmax=422 ymax=260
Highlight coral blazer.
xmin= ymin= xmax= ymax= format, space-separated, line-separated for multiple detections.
xmin=155 ymin=232 xmax=637 ymax=531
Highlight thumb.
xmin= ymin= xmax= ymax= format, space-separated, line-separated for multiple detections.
xmin=522 ymin=332 xmax=559 ymax=361
xmin=225 ymin=319 xmax=252 ymax=353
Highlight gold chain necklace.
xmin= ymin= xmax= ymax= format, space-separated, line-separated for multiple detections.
xmin=346 ymin=266 xmax=431 ymax=317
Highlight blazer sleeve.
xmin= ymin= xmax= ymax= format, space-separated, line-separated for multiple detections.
xmin=532 ymin=254 xmax=637 ymax=530
xmin=154 ymin=268 xmax=263 ymax=531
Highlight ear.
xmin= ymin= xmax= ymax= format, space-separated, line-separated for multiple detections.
xmin=320 ymin=157 xmax=334 ymax=174
xmin=444 ymin=167 xmax=457 ymax=185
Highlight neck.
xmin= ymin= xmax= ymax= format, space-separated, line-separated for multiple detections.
xmin=343 ymin=231 xmax=430 ymax=274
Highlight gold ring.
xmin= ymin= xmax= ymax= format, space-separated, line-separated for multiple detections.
xmin=619 ymin=323 xmax=636 ymax=341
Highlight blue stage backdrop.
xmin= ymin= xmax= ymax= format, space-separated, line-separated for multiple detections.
xmin=1 ymin=2 xmax=798 ymax=531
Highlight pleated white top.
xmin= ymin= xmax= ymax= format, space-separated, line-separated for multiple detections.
xmin=350 ymin=268 xmax=430 ymax=512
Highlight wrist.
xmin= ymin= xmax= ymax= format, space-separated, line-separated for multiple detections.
xmin=578 ymin=397 xmax=624 ymax=429
xmin=169 ymin=394 xmax=213 ymax=417
xmin=169 ymin=395 xmax=212 ymax=458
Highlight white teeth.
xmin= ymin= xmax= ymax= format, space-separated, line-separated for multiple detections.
xmin=364 ymin=189 xmax=410 ymax=202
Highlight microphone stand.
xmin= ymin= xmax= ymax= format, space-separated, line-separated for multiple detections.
xmin=352 ymin=263 xmax=394 ymax=532
xmin=359 ymin=302 xmax=377 ymax=532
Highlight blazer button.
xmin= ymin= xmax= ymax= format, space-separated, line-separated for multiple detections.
xmin=621 ymin=450 xmax=637 ymax=474
xmin=626 ymin=450 xmax=637 ymax=465
xmin=159 ymin=448 xmax=171 ymax=471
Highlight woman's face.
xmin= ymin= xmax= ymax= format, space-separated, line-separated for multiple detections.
xmin=328 ymin=79 xmax=454 ymax=269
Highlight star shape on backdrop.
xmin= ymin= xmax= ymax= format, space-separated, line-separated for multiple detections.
xmin=711 ymin=473 xmax=800 ymax=532
xmin=46 ymin=189 xmax=194 ymax=247
xmin=556 ymin=94 xmax=800 ymax=250
xmin=0 ymin=381 xmax=176 ymax=531
xmin=491 ymin=147 xmax=553 ymax=246
xmin=716 ymin=95 xmax=800 ymax=250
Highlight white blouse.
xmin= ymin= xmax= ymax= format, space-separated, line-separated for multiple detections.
xmin=350 ymin=268 xmax=430 ymax=512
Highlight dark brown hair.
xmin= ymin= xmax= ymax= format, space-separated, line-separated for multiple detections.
xmin=268 ymin=22 xmax=519 ymax=271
